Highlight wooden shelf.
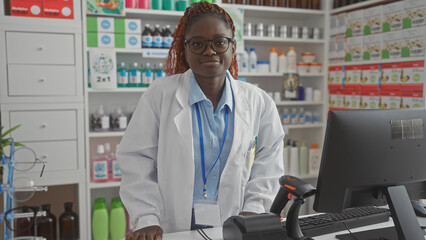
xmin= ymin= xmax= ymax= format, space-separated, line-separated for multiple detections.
xmin=328 ymin=57 xmax=426 ymax=67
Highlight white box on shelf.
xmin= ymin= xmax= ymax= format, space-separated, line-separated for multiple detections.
xmin=363 ymin=5 xmax=383 ymax=35
xmin=330 ymin=15 xmax=338 ymax=37
xmin=336 ymin=36 xmax=345 ymax=63
xmin=97 ymin=17 xmax=115 ymax=33
xmin=337 ymin=13 xmax=347 ymax=38
xmin=345 ymin=36 xmax=363 ymax=62
xmin=403 ymin=0 xmax=426 ymax=28
xmin=382 ymin=30 xmax=403 ymax=59
xmin=346 ymin=10 xmax=363 ymax=37
xmin=400 ymin=91 xmax=424 ymax=108
xmin=383 ymin=1 xmax=404 ymax=32
xmin=402 ymin=26 xmax=425 ymax=58
xmin=363 ymin=34 xmax=382 ymax=61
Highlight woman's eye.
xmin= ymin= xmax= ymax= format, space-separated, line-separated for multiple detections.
xmin=191 ymin=41 xmax=203 ymax=48
xmin=215 ymin=40 xmax=226 ymax=46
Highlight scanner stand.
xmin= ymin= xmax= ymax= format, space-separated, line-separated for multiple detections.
xmin=286 ymin=198 xmax=314 ymax=240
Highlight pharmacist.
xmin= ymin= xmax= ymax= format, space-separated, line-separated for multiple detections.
xmin=117 ymin=2 xmax=284 ymax=239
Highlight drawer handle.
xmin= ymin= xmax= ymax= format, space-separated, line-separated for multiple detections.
xmin=41 ymin=154 xmax=48 ymax=160
xmin=39 ymin=78 xmax=46 ymax=83
xmin=37 ymin=46 xmax=44 ymax=51
xmin=41 ymin=124 xmax=48 ymax=128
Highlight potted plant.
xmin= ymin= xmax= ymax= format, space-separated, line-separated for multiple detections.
xmin=0 ymin=125 xmax=23 ymax=181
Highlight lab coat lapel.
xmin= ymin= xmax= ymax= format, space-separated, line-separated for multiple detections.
xmin=173 ymin=70 xmax=193 ymax=149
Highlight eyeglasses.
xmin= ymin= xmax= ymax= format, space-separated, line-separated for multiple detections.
xmin=184 ymin=37 xmax=235 ymax=55
xmin=2 ymin=206 xmax=45 ymax=233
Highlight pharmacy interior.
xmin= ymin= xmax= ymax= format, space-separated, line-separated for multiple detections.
xmin=0 ymin=0 xmax=425 ymax=239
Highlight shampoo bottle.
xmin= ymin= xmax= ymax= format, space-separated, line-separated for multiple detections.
xmin=299 ymin=141 xmax=308 ymax=175
xmin=269 ymin=48 xmax=278 ymax=73
xmin=283 ymin=139 xmax=291 ymax=174
xmin=278 ymin=49 xmax=287 ymax=73
xmin=92 ymin=144 xmax=109 ymax=183
xmin=110 ymin=144 xmax=122 ymax=182
xmin=289 ymin=141 xmax=299 ymax=176
xmin=287 ymin=47 xmax=297 ymax=73
xmin=92 ymin=198 xmax=109 ymax=240
xmin=110 ymin=198 xmax=126 ymax=240
xmin=240 ymin=48 xmax=249 ymax=72
xmin=309 ymin=144 xmax=321 ymax=174
xmin=249 ymin=48 xmax=257 ymax=73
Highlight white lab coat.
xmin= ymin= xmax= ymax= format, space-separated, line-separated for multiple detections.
xmin=117 ymin=69 xmax=284 ymax=233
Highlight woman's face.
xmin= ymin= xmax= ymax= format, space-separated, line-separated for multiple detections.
xmin=184 ymin=15 xmax=235 ymax=78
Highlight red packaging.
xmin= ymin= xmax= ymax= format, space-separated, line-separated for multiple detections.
xmin=343 ymin=65 xmax=362 ymax=90
xmin=10 ymin=0 xmax=43 ymax=17
xmin=328 ymin=66 xmax=344 ymax=90
xmin=360 ymin=64 xmax=380 ymax=91
xmin=399 ymin=61 xmax=424 ymax=91
xmin=43 ymin=0 xmax=74 ymax=19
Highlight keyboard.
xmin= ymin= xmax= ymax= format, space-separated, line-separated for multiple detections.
xmin=282 ymin=206 xmax=391 ymax=237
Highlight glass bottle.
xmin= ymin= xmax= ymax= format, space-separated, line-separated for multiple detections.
xmin=59 ymin=202 xmax=79 ymax=240
xmin=288 ymin=0 xmax=298 ymax=8
xmin=300 ymin=0 xmax=309 ymax=9
xmin=37 ymin=204 xmax=57 ymax=240
xmin=15 ymin=207 xmax=34 ymax=237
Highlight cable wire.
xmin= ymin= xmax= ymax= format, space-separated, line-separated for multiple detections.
xmin=342 ymin=221 xmax=358 ymax=240
xmin=196 ymin=228 xmax=212 ymax=240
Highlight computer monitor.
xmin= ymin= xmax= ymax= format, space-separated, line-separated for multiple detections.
xmin=314 ymin=109 xmax=426 ymax=240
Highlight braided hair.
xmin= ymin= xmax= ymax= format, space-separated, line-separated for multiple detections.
xmin=165 ymin=1 xmax=238 ymax=79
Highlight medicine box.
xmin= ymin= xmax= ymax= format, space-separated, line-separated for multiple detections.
xmin=400 ymin=91 xmax=424 ymax=108
xmin=43 ymin=0 xmax=73 ymax=19
xmin=381 ymin=63 xmax=402 ymax=90
xmin=383 ymin=1 xmax=404 ymax=32
xmin=401 ymin=26 xmax=425 ymax=58
xmin=87 ymin=32 xmax=115 ymax=48
xmin=330 ymin=15 xmax=338 ymax=38
xmin=363 ymin=34 xmax=382 ymax=61
xmin=336 ymin=36 xmax=345 ymax=63
xmin=380 ymin=91 xmax=401 ymax=109
xmin=360 ymin=91 xmax=380 ymax=109
xmin=346 ymin=10 xmax=363 ymax=37
xmin=338 ymin=13 xmax=347 ymax=38
xmin=360 ymin=64 xmax=380 ymax=91
xmin=114 ymin=18 xmax=142 ymax=34
xmin=344 ymin=65 xmax=362 ymax=90
xmin=382 ymin=30 xmax=403 ymax=59
xmin=342 ymin=90 xmax=361 ymax=109
xmin=400 ymin=61 xmax=424 ymax=91
xmin=345 ymin=36 xmax=363 ymax=62
xmin=363 ymin=5 xmax=383 ymax=35
xmin=10 ymin=0 xmax=43 ymax=17
xmin=403 ymin=0 xmax=426 ymax=28
xmin=329 ymin=38 xmax=337 ymax=63
xmin=115 ymin=34 xmax=141 ymax=49
xmin=87 ymin=17 xmax=115 ymax=33
xmin=328 ymin=66 xmax=343 ymax=90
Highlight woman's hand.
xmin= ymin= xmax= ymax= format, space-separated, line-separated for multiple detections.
xmin=239 ymin=211 xmax=257 ymax=216
xmin=126 ymin=225 xmax=163 ymax=240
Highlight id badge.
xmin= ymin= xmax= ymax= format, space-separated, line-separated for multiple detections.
xmin=194 ymin=203 xmax=221 ymax=227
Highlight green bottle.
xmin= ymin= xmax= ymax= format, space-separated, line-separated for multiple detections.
xmin=92 ymin=198 xmax=109 ymax=240
xmin=117 ymin=62 xmax=128 ymax=88
xmin=110 ymin=198 xmax=126 ymax=240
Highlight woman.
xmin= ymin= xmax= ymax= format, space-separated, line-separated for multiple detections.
xmin=117 ymin=2 xmax=284 ymax=239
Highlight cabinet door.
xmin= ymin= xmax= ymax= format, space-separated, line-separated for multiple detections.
xmin=6 ymin=32 xmax=75 ymax=65
xmin=10 ymin=110 xmax=77 ymax=141
xmin=8 ymin=64 xmax=76 ymax=96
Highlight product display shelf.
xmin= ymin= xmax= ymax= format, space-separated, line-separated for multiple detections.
xmin=283 ymin=123 xmax=324 ymax=130
xmin=244 ymin=36 xmax=325 ymax=44
xmin=88 ymin=88 xmax=148 ymax=93
xmin=275 ymin=101 xmax=323 ymax=106
xmin=124 ymin=8 xmax=184 ymax=18
xmin=223 ymin=3 xmax=325 ymax=19
xmin=88 ymin=131 xmax=126 ymax=138
xmin=90 ymin=181 xmax=121 ymax=189
xmin=330 ymin=0 xmax=395 ymax=15
xmin=239 ymin=72 xmax=325 ymax=77
xmin=329 ymin=56 xmax=426 ymax=67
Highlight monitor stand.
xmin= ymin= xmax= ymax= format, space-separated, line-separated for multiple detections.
xmin=336 ymin=185 xmax=424 ymax=240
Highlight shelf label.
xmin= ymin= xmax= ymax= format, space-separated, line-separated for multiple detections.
xmin=89 ymin=49 xmax=117 ymax=89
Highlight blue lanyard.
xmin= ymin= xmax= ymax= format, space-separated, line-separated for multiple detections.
xmin=195 ymin=102 xmax=229 ymax=199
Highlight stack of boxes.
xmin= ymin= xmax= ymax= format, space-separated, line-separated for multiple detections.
xmin=10 ymin=0 xmax=74 ymax=19
xmin=87 ymin=17 xmax=142 ymax=49
xmin=328 ymin=0 xmax=426 ymax=112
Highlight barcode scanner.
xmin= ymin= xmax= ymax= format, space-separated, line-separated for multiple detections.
xmin=270 ymin=175 xmax=316 ymax=240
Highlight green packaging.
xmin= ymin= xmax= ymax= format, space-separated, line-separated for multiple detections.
xmin=92 ymin=198 xmax=109 ymax=240
xmin=110 ymin=198 xmax=126 ymax=240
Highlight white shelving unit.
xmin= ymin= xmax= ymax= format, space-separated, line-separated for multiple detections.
xmin=329 ymin=56 xmax=426 ymax=67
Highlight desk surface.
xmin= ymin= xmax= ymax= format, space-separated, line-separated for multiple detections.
xmin=163 ymin=218 xmax=426 ymax=240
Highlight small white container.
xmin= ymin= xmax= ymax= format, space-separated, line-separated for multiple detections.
xmin=297 ymin=62 xmax=309 ymax=75
xmin=301 ymin=52 xmax=316 ymax=63
xmin=257 ymin=60 xmax=270 ymax=73
xmin=309 ymin=62 xmax=322 ymax=74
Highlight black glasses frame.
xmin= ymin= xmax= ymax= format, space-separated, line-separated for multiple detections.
xmin=184 ymin=37 xmax=235 ymax=55
xmin=4 ymin=206 xmax=42 ymax=233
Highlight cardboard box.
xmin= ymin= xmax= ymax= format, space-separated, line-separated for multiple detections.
xmin=329 ymin=90 xmax=345 ymax=110
xmin=363 ymin=34 xmax=382 ymax=61
xmin=403 ymin=0 xmax=426 ymax=28
xmin=360 ymin=91 xmax=380 ymax=109
xmin=87 ymin=32 xmax=115 ymax=48
xmin=114 ymin=18 xmax=142 ymax=34
xmin=360 ymin=64 xmax=380 ymax=91
xmin=402 ymin=26 xmax=425 ymax=58
xmin=383 ymin=1 xmax=404 ymax=32
xmin=115 ymin=34 xmax=141 ymax=49
xmin=329 ymin=38 xmax=337 ymax=63
xmin=87 ymin=17 xmax=115 ymax=33
xmin=10 ymin=0 xmax=43 ymax=17
xmin=336 ymin=36 xmax=345 ymax=63
xmin=346 ymin=10 xmax=363 ymax=37
xmin=380 ymin=90 xmax=401 ymax=109
xmin=328 ymin=66 xmax=343 ymax=90
xmin=43 ymin=0 xmax=73 ymax=19
xmin=382 ymin=31 xmax=403 ymax=59
xmin=342 ymin=90 xmax=361 ymax=109
xmin=345 ymin=36 xmax=363 ymax=62
xmin=400 ymin=61 xmax=424 ymax=91
xmin=330 ymin=15 xmax=338 ymax=38
xmin=400 ymin=91 xmax=424 ymax=108
xmin=344 ymin=65 xmax=362 ymax=90
xmin=381 ymin=63 xmax=402 ymax=90
xmin=364 ymin=5 xmax=383 ymax=35
xmin=337 ymin=13 xmax=347 ymax=38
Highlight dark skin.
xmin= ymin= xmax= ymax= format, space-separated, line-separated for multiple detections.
xmin=126 ymin=15 xmax=255 ymax=240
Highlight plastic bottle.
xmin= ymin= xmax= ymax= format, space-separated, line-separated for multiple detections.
xmin=151 ymin=0 xmax=162 ymax=10
xmin=156 ymin=62 xmax=166 ymax=79
xmin=298 ymin=108 xmax=305 ymax=124
xmin=117 ymin=62 xmax=128 ymax=88
xmin=240 ymin=48 xmax=249 ymax=72
xmin=138 ymin=0 xmax=149 ymax=9
xmin=269 ymin=48 xmax=278 ymax=73
xmin=110 ymin=198 xmax=126 ymax=240
xmin=298 ymin=82 xmax=305 ymax=100
xmin=299 ymin=141 xmax=308 ymax=175
xmin=152 ymin=24 xmax=163 ymax=48
xmin=37 ymin=204 xmax=57 ymax=240
xmin=283 ymin=139 xmax=291 ymax=174
xmin=287 ymin=47 xmax=297 ymax=73
xmin=289 ymin=141 xmax=299 ymax=176
xmin=163 ymin=0 xmax=175 ymax=10
xmin=142 ymin=62 xmax=153 ymax=87
xmin=59 ymin=202 xmax=79 ymax=240
xmin=111 ymin=144 xmax=122 ymax=182
xmin=278 ymin=50 xmax=287 ymax=73
xmin=283 ymin=108 xmax=290 ymax=125
xmin=110 ymin=107 xmax=127 ymax=131
xmin=290 ymin=108 xmax=298 ymax=124
xmin=92 ymin=144 xmax=109 ymax=183
xmin=309 ymin=144 xmax=321 ymax=174
xmin=126 ymin=0 xmax=137 ymax=8
xmin=92 ymin=105 xmax=110 ymax=132
xmin=313 ymin=111 xmax=320 ymax=123
xmin=162 ymin=25 xmax=173 ymax=49
xmin=305 ymin=111 xmax=313 ymax=124
xmin=129 ymin=62 xmax=142 ymax=87
xmin=249 ymin=48 xmax=257 ymax=73
xmin=142 ymin=24 xmax=153 ymax=48
xmin=92 ymin=198 xmax=109 ymax=240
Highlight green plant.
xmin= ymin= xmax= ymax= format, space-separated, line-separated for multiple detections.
xmin=0 ymin=125 xmax=23 ymax=179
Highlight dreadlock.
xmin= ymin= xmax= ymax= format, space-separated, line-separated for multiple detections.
xmin=165 ymin=1 xmax=238 ymax=80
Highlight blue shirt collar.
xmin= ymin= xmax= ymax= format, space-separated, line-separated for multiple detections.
xmin=189 ymin=73 xmax=234 ymax=113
